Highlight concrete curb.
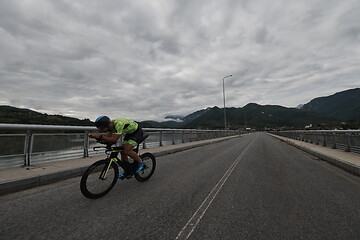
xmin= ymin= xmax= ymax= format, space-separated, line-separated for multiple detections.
xmin=0 ymin=167 xmax=87 ymax=195
xmin=269 ymin=134 xmax=360 ymax=176
xmin=0 ymin=136 xmax=239 ymax=196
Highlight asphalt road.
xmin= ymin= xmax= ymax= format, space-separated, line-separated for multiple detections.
xmin=1 ymin=133 xmax=359 ymax=240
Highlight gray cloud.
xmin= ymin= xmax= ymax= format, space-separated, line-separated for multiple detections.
xmin=0 ymin=0 xmax=359 ymax=122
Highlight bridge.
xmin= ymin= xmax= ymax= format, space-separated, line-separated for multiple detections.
xmin=0 ymin=125 xmax=359 ymax=239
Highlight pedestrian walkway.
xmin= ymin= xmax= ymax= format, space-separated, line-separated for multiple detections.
xmin=269 ymin=133 xmax=360 ymax=176
xmin=0 ymin=135 xmax=240 ymax=196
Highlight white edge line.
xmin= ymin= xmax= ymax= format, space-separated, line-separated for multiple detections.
xmin=175 ymin=137 xmax=256 ymax=239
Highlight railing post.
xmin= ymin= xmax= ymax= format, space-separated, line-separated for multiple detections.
xmin=24 ymin=131 xmax=29 ymax=166
xmin=172 ymin=131 xmax=175 ymax=145
xmin=142 ymin=138 xmax=147 ymax=149
xmin=182 ymin=131 xmax=185 ymax=143
xmin=24 ymin=130 xmax=33 ymax=166
xmin=159 ymin=131 xmax=163 ymax=147
xmin=345 ymin=134 xmax=351 ymax=152
xmin=332 ymin=134 xmax=337 ymax=149
xmin=83 ymin=130 xmax=89 ymax=158
xmin=189 ymin=131 xmax=192 ymax=142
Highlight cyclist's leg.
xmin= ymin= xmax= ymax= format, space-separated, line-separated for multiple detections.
xmin=122 ymin=129 xmax=145 ymax=164
xmin=118 ymin=153 xmax=135 ymax=179
xmin=120 ymin=151 xmax=128 ymax=162
xmin=123 ymin=143 xmax=142 ymax=164
xmin=122 ymin=128 xmax=146 ymax=173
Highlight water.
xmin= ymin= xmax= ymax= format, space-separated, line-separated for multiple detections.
xmin=0 ymin=132 xmax=203 ymax=168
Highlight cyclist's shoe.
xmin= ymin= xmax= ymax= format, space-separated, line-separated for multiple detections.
xmin=135 ymin=162 xmax=144 ymax=174
xmin=118 ymin=172 xmax=126 ymax=180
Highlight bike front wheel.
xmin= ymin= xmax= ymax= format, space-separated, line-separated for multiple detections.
xmin=135 ymin=153 xmax=156 ymax=182
xmin=80 ymin=159 xmax=119 ymax=199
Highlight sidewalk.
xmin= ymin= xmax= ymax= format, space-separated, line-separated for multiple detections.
xmin=0 ymin=135 xmax=240 ymax=196
xmin=269 ymin=133 xmax=360 ymax=176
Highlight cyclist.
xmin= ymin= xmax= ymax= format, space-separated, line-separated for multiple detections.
xmin=89 ymin=116 xmax=145 ymax=179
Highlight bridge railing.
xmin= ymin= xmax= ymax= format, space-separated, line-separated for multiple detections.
xmin=0 ymin=124 xmax=242 ymax=169
xmin=271 ymin=130 xmax=360 ymax=154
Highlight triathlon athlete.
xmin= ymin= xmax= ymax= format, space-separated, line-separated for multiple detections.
xmin=89 ymin=116 xmax=146 ymax=178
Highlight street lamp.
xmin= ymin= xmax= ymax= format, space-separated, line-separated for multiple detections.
xmin=222 ymin=74 xmax=232 ymax=130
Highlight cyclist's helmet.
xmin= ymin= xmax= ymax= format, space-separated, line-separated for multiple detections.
xmin=95 ymin=115 xmax=111 ymax=130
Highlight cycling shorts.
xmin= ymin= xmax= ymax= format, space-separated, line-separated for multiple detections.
xmin=122 ymin=127 xmax=146 ymax=146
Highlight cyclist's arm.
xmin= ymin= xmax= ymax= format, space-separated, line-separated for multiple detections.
xmin=89 ymin=133 xmax=122 ymax=144
xmin=101 ymin=133 xmax=121 ymax=144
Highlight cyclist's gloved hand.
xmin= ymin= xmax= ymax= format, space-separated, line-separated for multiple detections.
xmin=89 ymin=133 xmax=106 ymax=144
xmin=89 ymin=133 xmax=101 ymax=139
xmin=95 ymin=138 xmax=107 ymax=144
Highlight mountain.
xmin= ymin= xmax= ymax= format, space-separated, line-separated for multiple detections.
xmin=182 ymin=104 xmax=338 ymax=129
xmin=182 ymin=108 xmax=210 ymax=123
xmin=165 ymin=108 xmax=210 ymax=123
xmin=140 ymin=120 xmax=181 ymax=128
xmin=295 ymin=104 xmax=304 ymax=109
xmin=0 ymin=106 xmax=93 ymax=126
xmin=180 ymin=88 xmax=359 ymax=129
xmin=301 ymin=88 xmax=360 ymax=121
xmin=165 ymin=115 xmax=184 ymax=121
xmin=1 ymin=88 xmax=358 ymax=130
xmin=143 ymin=108 xmax=212 ymax=128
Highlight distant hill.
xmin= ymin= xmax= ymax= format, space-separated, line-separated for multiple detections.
xmin=0 ymin=106 xmax=93 ymax=126
xmin=164 ymin=108 xmax=209 ymax=123
xmin=180 ymin=88 xmax=359 ymax=129
xmin=181 ymin=104 xmax=338 ymax=129
xmin=140 ymin=120 xmax=181 ymax=128
xmin=144 ymin=108 xmax=212 ymax=128
xmin=301 ymin=88 xmax=360 ymax=121
xmin=1 ymin=88 xmax=358 ymax=130
xmin=133 ymin=88 xmax=360 ymax=130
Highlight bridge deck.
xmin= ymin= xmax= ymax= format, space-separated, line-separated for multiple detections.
xmin=1 ymin=133 xmax=359 ymax=196
xmin=0 ymin=135 xmax=240 ymax=195
xmin=1 ymin=133 xmax=359 ymax=239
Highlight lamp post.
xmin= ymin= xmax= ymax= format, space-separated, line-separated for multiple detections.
xmin=222 ymin=74 xmax=232 ymax=130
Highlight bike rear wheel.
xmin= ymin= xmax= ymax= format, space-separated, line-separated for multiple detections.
xmin=135 ymin=153 xmax=156 ymax=182
xmin=80 ymin=159 xmax=119 ymax=199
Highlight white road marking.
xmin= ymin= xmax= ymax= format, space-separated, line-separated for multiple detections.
xmin=175 ymin=137 xmax=256 ymax=239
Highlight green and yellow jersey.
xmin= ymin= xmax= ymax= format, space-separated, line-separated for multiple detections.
xmin=113 ymin=119 xmax=138 ymax=135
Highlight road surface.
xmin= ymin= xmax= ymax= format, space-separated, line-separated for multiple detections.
xmin=1 ymin=133 xmax=359 ymax=239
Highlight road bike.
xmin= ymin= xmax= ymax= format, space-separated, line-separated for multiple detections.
xmin=80 ymin=137 xmax=156 ymax=199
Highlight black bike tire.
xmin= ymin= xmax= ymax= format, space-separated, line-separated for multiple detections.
xmin=135 ymin=152 xmax=156 ymax=182
xmin=80 ymin=159 xmax=119 ymax=199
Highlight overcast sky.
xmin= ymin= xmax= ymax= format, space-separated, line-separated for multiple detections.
xmin=0 ymin=0 xmax=359 ymax=121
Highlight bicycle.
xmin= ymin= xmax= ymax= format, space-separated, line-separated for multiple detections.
xmin=80 ymin=137 xmax=156 ymax=199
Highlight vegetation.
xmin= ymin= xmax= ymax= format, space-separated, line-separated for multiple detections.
xmin=181 ymin=104 xmax=339 ymax=130
xmin=0 ymin=106 xmax=93 ymax=126
xmin=301 ymin=88 xmax=360 ymax=121
xmin=1 ymin=88 xmax=359 ymax=130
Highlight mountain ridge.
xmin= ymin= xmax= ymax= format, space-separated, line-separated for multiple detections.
xmin=1 ymin=88 xmax=359 ymax=130
xmin=301 ymin=88 xmax=360 ymax=121
xmin=0 ymin=105 xmax=93 ymax=126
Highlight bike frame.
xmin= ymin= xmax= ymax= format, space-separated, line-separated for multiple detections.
xmin=99 ymin=145 xmax=140 ymax=180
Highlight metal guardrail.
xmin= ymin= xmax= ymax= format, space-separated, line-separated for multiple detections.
xmin=271 ymin=130 xmax=360 ymax=154
xmin=0 ymin=123 xmax=242 ymax=168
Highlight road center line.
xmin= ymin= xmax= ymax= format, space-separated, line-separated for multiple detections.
xmin=175 ymin=137 xmax=256 ymax=240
